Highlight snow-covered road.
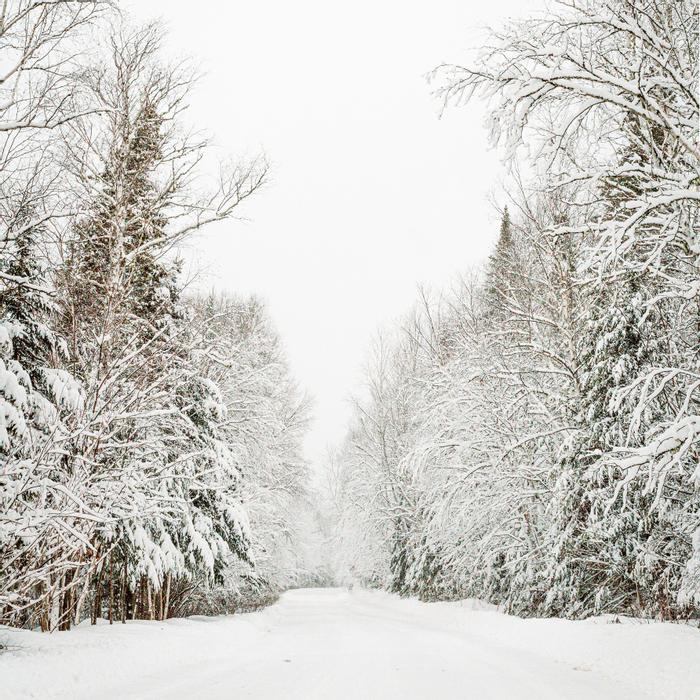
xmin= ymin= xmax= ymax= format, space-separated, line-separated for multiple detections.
xmin=3 ymin=588 xmax=700 ymax=699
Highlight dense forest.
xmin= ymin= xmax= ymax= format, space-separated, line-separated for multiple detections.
xmin=0 ymin=3 xmax=322 ymax=631
xmin=1 ymin=0 xmax=698 ymax=637
xmin=329 ymin=0 xmax=700 ymax=620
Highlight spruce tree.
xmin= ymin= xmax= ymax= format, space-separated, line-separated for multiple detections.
xmin=0 ymin=209 xmax=81 ymax=453
xmin=484 ymin=206 xmax=515 ymax=321
xmin=541 ymin=106 xmax=683 ymax=618
xmin=63 ymin=83 xmax=251 ymax=621
xmin=0 ymin=210 xmax=85 ymax=626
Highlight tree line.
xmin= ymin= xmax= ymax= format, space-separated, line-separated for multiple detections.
xmin=329 ymin=0 xmax=699 ymax=620
xmin=0 ymin=2 xmax=317 ymax=631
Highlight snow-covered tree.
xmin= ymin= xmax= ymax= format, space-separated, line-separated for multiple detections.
xmin=188 ymin=293 xmax=316 ymax=602
xmin=1 ymin=17 xmax=274 ymax=630
xmin=0 ymin=0 xmax=106 ymax=629
xmin=331 ymin=0 xmax=700 ymax=618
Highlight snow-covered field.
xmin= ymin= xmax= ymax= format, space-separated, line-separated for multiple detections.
xmin=2 ymin=587 xmax=699 ymax=699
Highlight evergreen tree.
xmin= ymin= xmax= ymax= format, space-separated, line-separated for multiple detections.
xmin=58 ymin=35 xmax=253 ymax=624
xmin=0 ymin=209 xmax=85 ymax=627
xmin=541 ymin=73 xmax=696 ymax=614
xmin=484 ymin=206 xmax=515 ymax=321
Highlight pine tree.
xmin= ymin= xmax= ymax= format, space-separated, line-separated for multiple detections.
xmin=1 ymin=219 xmax=44 ymax=454
xmin=541 ymin=99 xmax=687 ymax=617
xmin=541 ymin=276 xmax=658 ymax=616
xmin=484 ymin=206 xmax=515 ymax=321
xmin=61 ymin=73 xmax=252 ymax=622
xmin=0 ymin=210 xmax=85 ymax=627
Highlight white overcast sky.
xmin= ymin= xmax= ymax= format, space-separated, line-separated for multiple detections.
xmin=124 ymin=0 xmax=543 ymax=468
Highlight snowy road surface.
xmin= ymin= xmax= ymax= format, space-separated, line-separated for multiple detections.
xmin=2 ymin=587 xmax=700 ymax=699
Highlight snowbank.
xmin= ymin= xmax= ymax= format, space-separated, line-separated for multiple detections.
xmin=1 ymin=588 xmax=698 ymax=699
xmin=352 ymin=590 xmax=700 ymax=700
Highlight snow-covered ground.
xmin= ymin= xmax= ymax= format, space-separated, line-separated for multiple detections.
xmin=2 ymin=587 xmax=699 ymax=699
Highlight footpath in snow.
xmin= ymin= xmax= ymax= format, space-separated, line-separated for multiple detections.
xmin=1 ymin=587 xmax=699 ymax=699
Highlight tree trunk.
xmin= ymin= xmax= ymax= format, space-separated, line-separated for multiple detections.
xmin=146 ymin=580 xmax=153 ymax=620
xmin=108 ymin=555 xmax=114 ymax=625
xmin=74 ymin=572 xmax=92 ymax=627
xmin=121 ymin=557 xmax=127 ymax=624
xmin=163 ymin=574 xmax=171 ymax=621
xmin=93 ymin=566 xmax=103 ymax=625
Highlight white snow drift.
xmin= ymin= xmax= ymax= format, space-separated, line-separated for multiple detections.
xmin=2 ymin=588 xmax=699 ymax=700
